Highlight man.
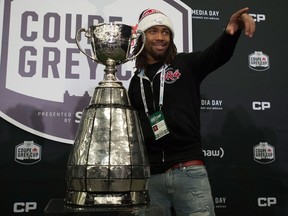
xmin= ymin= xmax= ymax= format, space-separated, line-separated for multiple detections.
xmin=128 ymin=7 xmax=255 ymax=216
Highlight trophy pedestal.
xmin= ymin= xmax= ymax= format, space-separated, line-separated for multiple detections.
xmin=44 ymin=199 xmax=165 ymax=216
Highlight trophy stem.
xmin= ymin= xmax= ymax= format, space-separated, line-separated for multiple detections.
xmin=104 ymin=58 xmax=116 ymax=81
xmin=99 ymin=58 xmax=122 ymax=87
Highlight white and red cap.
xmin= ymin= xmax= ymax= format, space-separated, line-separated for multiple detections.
xmin=137 ymin=9 xmax=174 ymax=37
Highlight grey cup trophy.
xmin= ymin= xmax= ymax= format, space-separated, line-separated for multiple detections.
xmin=65 ymin=23 xmax=150 ymax=207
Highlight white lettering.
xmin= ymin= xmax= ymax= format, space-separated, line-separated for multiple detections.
xmin=252 ymin=102 xmax=271 ymax=110
xmin=258 ymin=197 xmax=277 ymax=207
xmin=215 ymin=197 xmax=226 ymax=204
xmin=75 ymin=111 xmax=82 ymax=123
xmin=13 ymin=202 xmax=37 ymax=213
xmin=250 ymin=14 xmax=266 ymax=22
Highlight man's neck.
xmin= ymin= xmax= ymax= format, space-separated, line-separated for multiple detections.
xmin=145 ymin=62 xmax=164 ymax=81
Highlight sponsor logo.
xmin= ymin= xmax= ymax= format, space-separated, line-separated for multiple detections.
xmin=253 ymin=142 xmax=275 ymax=164
xmin=15 ymin=141 xmax=42 ymax=165
xmin=13 ymin=202 xmax=37 ymax=213
xmin=252 ymin=101 xmax=271 ymax=110
xmin=249 ymin=51 xmax=270 ymax=71
xmin=214 ymin=197 xmax=227 ymax=208
xmin=250 ymin=13 xmax=266 ymax=23
xmin=257 ymin=197 xmax=277 ymax=207
xmin=201 ymin=99 xmax=223 ymax=111
xmin=203 ymin=147 xmax=224 ymax=158
xmin=0 ymin=0 xmax=193 ymax=144
xmin=192 ymin=9 xmax=220 ymax=21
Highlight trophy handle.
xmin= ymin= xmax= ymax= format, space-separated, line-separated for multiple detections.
xmin=125 ymin=30 xmax=146 ymax=63
xmin=75 ymin=27 xmax=100 ymax=63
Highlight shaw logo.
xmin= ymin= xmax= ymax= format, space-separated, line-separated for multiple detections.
xmin=15 ymin=141 xmax=42 ymax=165
xmin=203 ymin=147 xmax=224 ymax=158
xmin=257 ymin=197 xmax=277 ymax=207
xmin=253 ymin=142 xmax=275 ymax=164
xmin=0 ymin=0 xmax=193 ymax=144
xmin=249 ymin=51 xmax=270 ymax=71
xmin=13 ymin=202 xmax=37 ymax=213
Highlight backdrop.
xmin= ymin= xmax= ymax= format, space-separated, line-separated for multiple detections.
xmin=0 ymin=0 xmax=287 ymax=215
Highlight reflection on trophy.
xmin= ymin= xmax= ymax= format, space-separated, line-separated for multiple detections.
xmin=65 ymin=23 xmax=150 ymax=207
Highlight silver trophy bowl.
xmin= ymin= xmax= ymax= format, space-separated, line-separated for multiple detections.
xmin=76 ymin=23 xmax=145 ymax=66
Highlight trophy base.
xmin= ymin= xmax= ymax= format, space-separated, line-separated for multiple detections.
xmin=44 ymin=198 xmax=164 ymax=216
xmin=65 ymin=191 xmax=149 ymax=206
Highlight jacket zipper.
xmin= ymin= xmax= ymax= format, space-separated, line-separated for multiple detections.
xmin=150 ymin=81 xmax=156 ymax=111
xmin=141 ymin=72 xmax=165 ymax=163
xmin=152 ymin=73 xmax=165 ymax=163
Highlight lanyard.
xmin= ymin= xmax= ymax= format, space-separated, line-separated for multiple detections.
xmin=139 ymin=64 xmax=167 ymax=117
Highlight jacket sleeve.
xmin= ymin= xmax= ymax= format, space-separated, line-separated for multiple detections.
xmin=184 ymin=29 xmax=242 ymax=82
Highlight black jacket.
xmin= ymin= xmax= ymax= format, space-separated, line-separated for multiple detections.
xmin=128 ymin=31 xmax=241 ymax=174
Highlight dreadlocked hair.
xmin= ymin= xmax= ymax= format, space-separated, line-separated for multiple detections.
xmin=132 ymin=33 xmax=177 ymax=73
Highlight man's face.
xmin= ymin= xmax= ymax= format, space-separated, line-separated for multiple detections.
xmin=144 ymin=25 xmax=171 ymax=64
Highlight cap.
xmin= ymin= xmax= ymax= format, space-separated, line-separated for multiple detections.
xmin=137 ymin=9 xmax=174 ymax=37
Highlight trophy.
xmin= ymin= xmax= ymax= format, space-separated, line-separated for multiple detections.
xmin=65 ymin=23 xmax=150 ymax=207
xmin=76 ymin=23 xmax=145 ymax=83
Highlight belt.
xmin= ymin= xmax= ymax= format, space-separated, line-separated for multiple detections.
xmin=171 ymin=160 xmax=204 ymax=169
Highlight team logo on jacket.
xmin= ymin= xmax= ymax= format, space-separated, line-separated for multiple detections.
xmin=165 ymin=68 xmax=181 ymax=84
